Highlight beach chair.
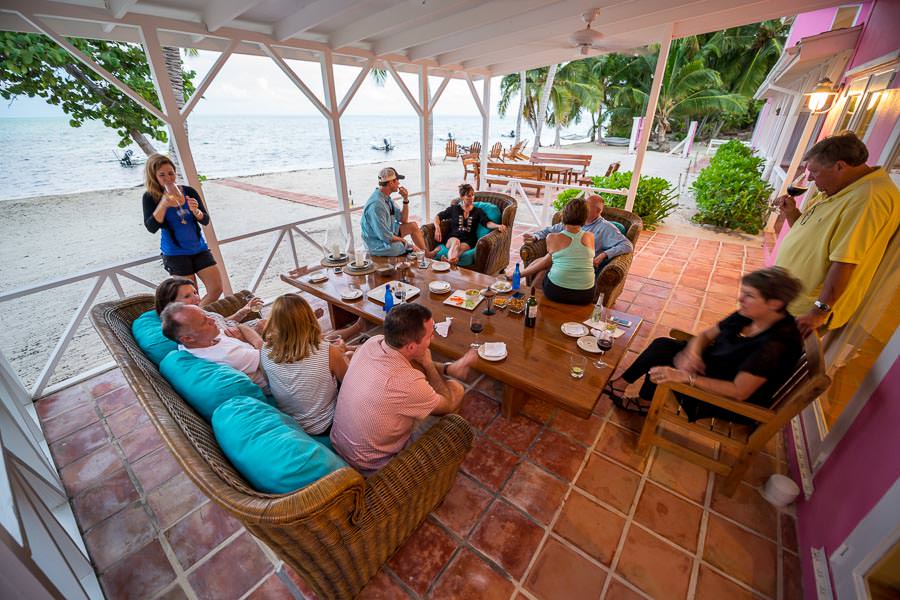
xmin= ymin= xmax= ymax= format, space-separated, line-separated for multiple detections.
xmin=462 ymin=153 xmax=480 ymax=186
xmin=605 ymin=161 xmax=621 ymax=177
xmin=502 ymin=140 xmax=523 ymax=161
xmin=489 ymin=141 xmax=503 ymax=160
xmin=468 ymin=141 xmax=481 ymax=157
xmin=444 ymin=139 xmax=458 ymax=161
xmin=637 ymin=331 xmax=830 ymax=496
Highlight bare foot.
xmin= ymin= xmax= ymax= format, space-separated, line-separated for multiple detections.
xmin=425 ymin=248 xmax=440 ymax=258
xmin=446 ymin=348 xmax=478 ymax=380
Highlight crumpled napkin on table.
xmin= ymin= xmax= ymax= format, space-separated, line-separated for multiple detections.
xmin=481 ymin=342 xmax=507 ymax=357
xmin=434 ymin=317 xmax=453 ymax=337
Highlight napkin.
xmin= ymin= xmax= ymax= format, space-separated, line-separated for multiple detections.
xmin=434 ymin=317 xmax=453 ymax=337
xmin=482 ymin=342 xmax=507 ymax=357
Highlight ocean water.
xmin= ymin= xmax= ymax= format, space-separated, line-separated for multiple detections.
xmin=0 ymin=114 xmax=590 ymax=200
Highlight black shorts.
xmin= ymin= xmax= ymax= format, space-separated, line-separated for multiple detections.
xmin=542 ymin=275 xmax=595 ymax=305
xmin=161 ymin=250 xmax=217 ymax=277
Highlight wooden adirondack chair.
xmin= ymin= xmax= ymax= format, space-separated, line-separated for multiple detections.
xmin=489 ymin=141 xmax=503 ymax=160
xmin=502 ymin=140 xmax=523 ymax=161
xmin=637 ymin=330 xmax=831 ymax=496
xmin=444 ymin=139 xmax=458 ymax=160
xmin=469 ymin=141 xmax=481 ymax=157
xmin=462 ymin=153 xmax=480 ymax=185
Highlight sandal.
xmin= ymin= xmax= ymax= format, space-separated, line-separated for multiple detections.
xmin=604 ymin=381 xmax=648 ymax=415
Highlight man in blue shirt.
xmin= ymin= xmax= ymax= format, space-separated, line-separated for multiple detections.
xmin=361 ymin=167 xmax=432 ymax=257
xmin=525 ymin=194 xmax=632 ymax=272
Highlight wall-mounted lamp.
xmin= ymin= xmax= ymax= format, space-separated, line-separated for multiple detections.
xmin=806 ymin=77 xmax=838 ymax=113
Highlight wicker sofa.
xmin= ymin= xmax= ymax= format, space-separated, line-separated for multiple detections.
xmin=421 ymin=191 xmax=517 ymax=275
xmin=90 ymin=292 xmax=474 ymax=600
xmin=519 ymin=206 xmax=643 ymax=306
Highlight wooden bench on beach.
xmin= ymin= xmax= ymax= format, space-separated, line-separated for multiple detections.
xmin=530 ymin=151 xmax=592 ymax=180
xmin=478 ymin=161 xmax=547 ymax=196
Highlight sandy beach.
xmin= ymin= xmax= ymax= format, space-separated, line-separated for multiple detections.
xmin=0 ymin=144 xmax=762 ymax=390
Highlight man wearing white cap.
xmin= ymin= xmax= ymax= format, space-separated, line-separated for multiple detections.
xmin=361 ymin=167 xmax=432 ymax=256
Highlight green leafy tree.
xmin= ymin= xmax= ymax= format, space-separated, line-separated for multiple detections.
xmin=0 ymin=32 xmax=196 ymax=155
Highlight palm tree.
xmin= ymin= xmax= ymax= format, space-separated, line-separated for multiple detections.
xmin=515 ymin=71 xmax=526 ymax=141
xmin=164 ymin=46 xmax=197 ymax=173
xmin=700 ymin=19 xmax=790 ymax=96
xmin=533 ymin=63 xmax=558 ymax=150
xmin=498 ymin=69 xmax=543 ymax=132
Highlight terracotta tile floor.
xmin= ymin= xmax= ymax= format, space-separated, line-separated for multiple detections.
xmin=36 ymin=231 xmax=802 ymax=599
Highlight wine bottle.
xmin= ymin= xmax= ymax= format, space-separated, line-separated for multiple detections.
xmin=524 ymin=286 xmax=538 ymax=328
xmin=383 ymin=284 xmax=394 ymax=312
xmin=512 ymin=263 xmax=521 ymax=291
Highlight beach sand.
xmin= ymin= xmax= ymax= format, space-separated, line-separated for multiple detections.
xmin=0 ymin=146 xmax=762 ymax=390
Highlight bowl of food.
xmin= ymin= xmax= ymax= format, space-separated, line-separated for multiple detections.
xmin=507 ymin=297 xmax=526 ymax=313
xmin=465 ymin=289 xmax=481 ymax=297
xmin=493 ymin=296 xmax=509 ymax=309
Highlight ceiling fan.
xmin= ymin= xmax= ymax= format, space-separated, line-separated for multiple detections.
xmin=569 ymin=8 xmax=604 ymax=56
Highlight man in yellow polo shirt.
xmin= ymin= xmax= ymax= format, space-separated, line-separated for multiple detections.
xmin=774 ymin=132 xmax=899 ymax=336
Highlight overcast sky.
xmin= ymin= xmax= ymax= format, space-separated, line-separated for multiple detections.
xmin=1 ymin=50 xmax=510 ymax=119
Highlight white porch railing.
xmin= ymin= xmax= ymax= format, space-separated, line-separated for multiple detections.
xmin=0 ymin=205 xmax=364 ymax=402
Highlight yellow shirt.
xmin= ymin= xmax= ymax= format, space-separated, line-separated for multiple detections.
xmin=775 ymin=167 xmax=899 ymax=329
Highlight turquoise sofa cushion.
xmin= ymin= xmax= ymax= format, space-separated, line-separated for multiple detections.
xmin=159 ymin=350 xmax=271 ymax=422
xmin=212 ymin=396 xmax=347 ymax=494
xmin=132 ymin=310 xmax=178 ymax=365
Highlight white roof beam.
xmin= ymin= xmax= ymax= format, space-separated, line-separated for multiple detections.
xmin=275 ymin=0 xmax=357 ymax=42
xmin=671 ymin=0 xmax=847 ymax=38
xmin=203 ymin=0 xmax=265 ymax=33
xmin=374 ymin=0 xmax=553 ymax=57
xmin=108 ymin=0 xmax=138 ymax=20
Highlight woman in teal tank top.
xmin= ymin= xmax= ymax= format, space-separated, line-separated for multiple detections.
xmin=513 ymin=198 xmax=596 ymax=304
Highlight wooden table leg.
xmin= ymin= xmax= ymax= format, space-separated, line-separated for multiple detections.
xmin=501 ymin=385 xmax=527 ymax=418
xmin=329 ymin=303 xmax=358 ymax=330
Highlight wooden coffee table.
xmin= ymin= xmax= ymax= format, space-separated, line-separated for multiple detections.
xmin=281 ymin=262 xmax=641 ymax=419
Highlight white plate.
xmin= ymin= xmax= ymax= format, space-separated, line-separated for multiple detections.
xmin=366 ymin=281 xmax=420 ymax=303
xmin=432 ymin=261 xmax=451 ymax=272
xmin=340 ymin=289 xmax=363 ymax=300
xmin=490 ymin=280 xmax=513 ymax=293
xmin=307 ymin=273 xmax=328 ymax=283
xmin=561 ymin=322 xmax=589 ymax=337
xmin=478 ymin=345 xmax=508 ymax=362
xmin=429 ymin=281 xmax=451 ymax=293
xmin=576 ymin=336 xmax=603 ymax=353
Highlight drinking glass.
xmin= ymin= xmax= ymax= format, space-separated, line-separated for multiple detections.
xmin=395 ymin=284 xmax=407 ymax=304
xmin=324 ymin=333 xmax=343 ymax=346
xmin=482 ymin=289 xmax=496 ymax=315
xmin=570 ymin=354 xmax=587 ymax=379
xmin=469 ymin=315 xmax=484 ymax=348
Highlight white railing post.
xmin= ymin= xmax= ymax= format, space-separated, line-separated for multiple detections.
xmin=138 ymin=25 xmax=234 ymax=296
xmin=627 ymin=117 xmax=641 ymax=155
xmin=320 ymin=49 xmax=356 ymax=248
xmin=481 ymin=75 xmax=492 ymax=190
xmin=626 ymin=23 xmax=673 ymax=213
xmin=418 ymin=65 xmax=432 ymax=220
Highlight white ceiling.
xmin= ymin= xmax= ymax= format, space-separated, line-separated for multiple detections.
xmin=1 ymin=0 xmax=846 ymax=77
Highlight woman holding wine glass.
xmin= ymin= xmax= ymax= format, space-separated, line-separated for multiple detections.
xmin=142 ymin=153 xmax=222 ymax=306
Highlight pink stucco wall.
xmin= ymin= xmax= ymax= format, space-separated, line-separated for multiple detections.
xmin=785 ymin=8 xmax=840 ymax=47
xmin=795 ymin=356 xmax=900 ymax=599
xmin=847 ymin=0 xmax=899 ymax=70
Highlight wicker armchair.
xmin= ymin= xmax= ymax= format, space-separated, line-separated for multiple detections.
xmin=90 ymin=293 xmax=474 ymax=600
xmin=519 ymin=206 xmax=642 ymax=306
xmin=421 ymin=191 xmax=517 ymax=275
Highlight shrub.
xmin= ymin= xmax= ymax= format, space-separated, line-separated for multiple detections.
xmin=690 ymin=140 xmax=772 ymax=233
xmin=553 ymin=171 xmax=678 ymax=230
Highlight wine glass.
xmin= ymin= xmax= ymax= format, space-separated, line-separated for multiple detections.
xmin=165 ymin=183 xmax=187 ymax=224
xmin=469 ymin=315 xmax=484 ymax=348
xmin=482 ymin=289 xmax=497 ymax=315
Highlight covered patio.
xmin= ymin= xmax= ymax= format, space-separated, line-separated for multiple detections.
xmin=0 ymin=1 xmax=872 ymax=599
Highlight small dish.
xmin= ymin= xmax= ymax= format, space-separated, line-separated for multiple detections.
xmin=465 ymin=288 xmax=481 ymax=297
xmin=307 ymin=273 xmax=328 ymax=283
xmin=376 ymin=265 xmax=396 ymax=276
xmin=478 ymin=343 xmax=508 ymax=362
xmin=561 ymin=322 xmax=589 ymax=337
xmin=490 ymin=280 xmax=512 ymax=293
xmin=432 ymin=261 xmax=451 ymax=272
xmin=340 ymin=289 xmax=363 ymax=301
xmin=576 ymin=335 xmax=602 ymax=353
xmin=429 ymin=281 xmax=451 ymax=294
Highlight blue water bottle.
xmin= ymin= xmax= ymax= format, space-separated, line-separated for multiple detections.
xmin=383 ymin=284 xmax=394 ymax=312
xmin=512 ymin=263 xmax=521 ymax=291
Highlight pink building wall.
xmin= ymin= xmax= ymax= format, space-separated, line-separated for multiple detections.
xmin=795 ymin=357 xmax=900 ymax=599
xmin=785 ymin=8 xmax=841 ymax=47
xmin=847 ymin=0 xmax=898 ymax=70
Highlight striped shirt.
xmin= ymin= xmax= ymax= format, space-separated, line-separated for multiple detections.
xmin=260 ymin=341 xmax=337 ymax=435
xmin=330 ymin=335 xmax=444 ymax=472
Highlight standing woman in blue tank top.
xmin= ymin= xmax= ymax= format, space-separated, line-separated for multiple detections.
xmin=142 ymin=154 xmax=223 ymax=306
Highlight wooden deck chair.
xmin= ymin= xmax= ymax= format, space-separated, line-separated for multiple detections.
xmin=469 ymin=141 xmax=481 ymax=157
xmin=604 ymin=161 xmax=621 ymax=177
xmin=489 ymin=141 xmax=503 ymax=160
xmin=503 ymin=140 xmax=523 ymax=161
xmin=462 ymin=153 xmax=480 ymax=186
xmin=444 ymin=139 xmax=458 ymax=161
xmin=513 ymin=140 xmax=530 ymax=161
xmin=637 ymin=330 xmax=831 ymax=496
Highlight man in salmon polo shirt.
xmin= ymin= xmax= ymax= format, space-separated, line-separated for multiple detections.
xmin=331 ymin=303 xmax=476 ymax=475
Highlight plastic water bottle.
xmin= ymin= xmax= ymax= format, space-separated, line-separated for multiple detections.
xmin=512 ymin=263 xmax=521 ymax=291
xmin=383 ymin=284 xmax=394 ymax=312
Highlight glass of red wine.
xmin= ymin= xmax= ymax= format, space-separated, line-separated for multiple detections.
xmin=469 ymin=315 xmax=484 ymax=348
xmin=786 ymin=185 xmax=808 ymax=197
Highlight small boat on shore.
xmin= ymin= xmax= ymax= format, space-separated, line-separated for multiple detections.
xmin=371 ymin=138 xmax=395 ymax=151
xmin=501 ymin=130 xmax=515 ymax=138
xmin=113 ymin=149 xmax=144 ymax=167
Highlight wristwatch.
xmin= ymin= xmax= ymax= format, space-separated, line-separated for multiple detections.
xmin=402 ymin=200 xmax=410 ymax=205
xmin=813 ymin=300 xmax=832 ymax=313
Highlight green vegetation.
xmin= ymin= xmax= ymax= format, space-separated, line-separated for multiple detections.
xmin=690 ymin=140 xmax=773 ymax=233
xmin=554 ymin=171 xmax=678 ymax=230
xmin=0 ymin=33 xmax=196 ymax=155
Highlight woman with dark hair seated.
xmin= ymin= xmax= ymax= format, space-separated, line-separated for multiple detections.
xmin=608 ymin=267 xmax=804 ymax=419
xmin=508 ymin=197 xmax=596 ymax=304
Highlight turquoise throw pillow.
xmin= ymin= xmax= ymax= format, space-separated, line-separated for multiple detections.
xmin=132 ymin=310 xmax=177 ymax=365
xmin=212 ymin=396 xmax=347 ymax=494
xmin=474 ymin=201 xmax=502 ymax=239
xmin=159 ymin=350 xmax=271 ymax=422
xmin=610 ymin=220 xmax=627 ymax=235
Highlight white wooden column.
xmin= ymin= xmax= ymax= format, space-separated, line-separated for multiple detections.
xmin=320 ymin=49 xmax=355 ymax=244
xmin=139 ymin=25 xmax=234 ymax=294
xmin=764 ymin=90 xmax=804 ymax=181
xmin=481 ymin=75 xmax=492 ymax=186
xmin=626 ymin=24 xmax=673 ymax=212
xmin=418 ymin=65 xmax=432 ymax=220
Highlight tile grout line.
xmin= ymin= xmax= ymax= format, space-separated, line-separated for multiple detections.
xmin=686 ymin=462 xmax=715 ymax=600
